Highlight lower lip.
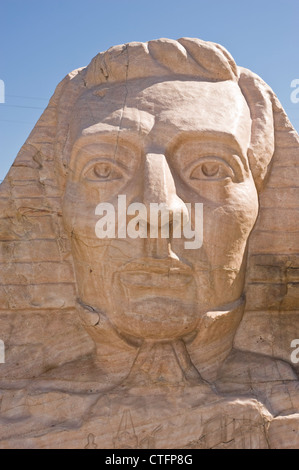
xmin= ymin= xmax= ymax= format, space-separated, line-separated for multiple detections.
xmin=119 ymin=271 xmax=193 ymax=289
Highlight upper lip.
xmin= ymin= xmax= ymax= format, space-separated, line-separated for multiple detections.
xmin=119 ymin=257 xmax=193 ymax=275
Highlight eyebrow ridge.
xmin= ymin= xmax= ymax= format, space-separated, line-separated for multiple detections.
xmin=168 ymin=131 xmax=249 ymax=170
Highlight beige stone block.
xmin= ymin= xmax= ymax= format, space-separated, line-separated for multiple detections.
xmin=0 ymin=181 xmax=12 ymax=198
xmin=260 ymin=187 xmax=299 ymax=211
xmin=247 ymin=254 xmax=299 ymax=283
xmin=0 ymin=286 xmax=10 ymax=309
xmin=267 ymin=166 xmax=299 ymax=188
xmin=13 ymin=197 xmax=62 ymax=216
xmin=246 ymin=282 xmax=288 ymax=310
xmin=235 ymin=310 xmax=299 ymax=363
xmin=260 ymin=187 xmax=299 ymax=209
xmin=0 ymin=344 xmax=46 ymax=379
xmin=7 ymin=166 xmax=40 ymax=181
xmin=11 ymin=183 xmax=44 ymax=198
xmin=268 ymin=415 xmax=299 ymax=449
xmin=0 ymin=216 xmax=55 ymax=241
xmin=0 ymin=283 xmax=76 ymax=310
xmin=281 ymin=283 xmax=299 ymax=310
xmin=0 ymin=240 xmax=62 ymax=263
xmin=0 ymin=261 xmax=74 ymax=285
xmin=255 ymin=208 xmax=299 ymax=232
xmin=249 ymin=230 xmax=299 ymax=254
xmin=274 ymin=147 xmax=299 ymax=167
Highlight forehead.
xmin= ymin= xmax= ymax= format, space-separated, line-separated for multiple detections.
xmin=69 ymin=77 xmax=251 ymax=153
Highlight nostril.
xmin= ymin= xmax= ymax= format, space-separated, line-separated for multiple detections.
xmin=143 ymin=153 xmax=190 ymax=233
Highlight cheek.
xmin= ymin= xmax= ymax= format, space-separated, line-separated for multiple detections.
xmin=203 ymin=180 xmax=259 ymax=260
xmin=62 ymin=182 xmax=101 ymax=239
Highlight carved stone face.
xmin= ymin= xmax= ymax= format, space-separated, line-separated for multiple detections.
xmin=63 ymin=77 xmax=259 ymax=341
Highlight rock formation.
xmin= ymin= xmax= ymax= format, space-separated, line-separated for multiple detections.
xmin=0 ymin=38 xmax=298 ymax=448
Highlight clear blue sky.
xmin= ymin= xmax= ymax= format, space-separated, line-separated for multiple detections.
xmin=0 ymin=0 xmax=298 ymax=181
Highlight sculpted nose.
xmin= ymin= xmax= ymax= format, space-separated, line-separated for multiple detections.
xmin=143 ymin=153 xmax=189 ymax=231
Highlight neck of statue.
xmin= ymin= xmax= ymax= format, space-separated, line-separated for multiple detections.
xmin=115 ymin=297 xmax=245 ymax=388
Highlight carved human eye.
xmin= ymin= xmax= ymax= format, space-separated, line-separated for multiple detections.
xmin=83 ymin=161 xmax=123 ymax=182
xmin=93 ymin=162 xmax=112 ymax=179
xmin=190 ymin=158 xmax=234 ymax=181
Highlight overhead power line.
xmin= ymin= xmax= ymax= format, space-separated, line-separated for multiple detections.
xmin=6 ymin=94 xmax=48 ymax=101
xmin=0 ymin=119 xmax=33 ymax=124
xmin=0 ymin=104 xmax=45 ymax=110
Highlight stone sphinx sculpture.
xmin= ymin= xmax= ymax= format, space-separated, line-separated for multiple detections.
xmin=0 ymin=38 xmax=299 ymax=449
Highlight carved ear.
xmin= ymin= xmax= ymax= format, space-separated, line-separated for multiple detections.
xmin=238 ymin=67 xmax=275 ymax=192
xmin=235 ymin=70 xmax=299 ymax=365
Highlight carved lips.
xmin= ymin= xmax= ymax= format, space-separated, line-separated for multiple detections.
xmin=118 ymin=257 xmax=193 ymax=290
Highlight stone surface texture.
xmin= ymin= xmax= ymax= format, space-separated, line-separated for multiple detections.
xmin=0 ymin=38 xmax=298 ymax=449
